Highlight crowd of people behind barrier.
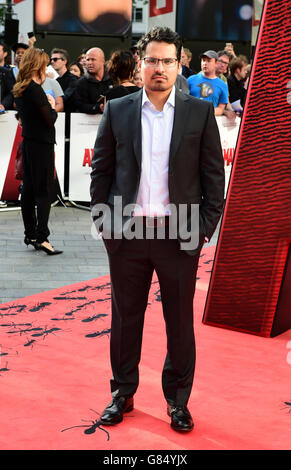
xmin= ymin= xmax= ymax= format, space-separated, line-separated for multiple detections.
xmin=0 ymin=35 xmax=249 ymax=214
xmin=0 ymin=36 xmax=250 ymax=119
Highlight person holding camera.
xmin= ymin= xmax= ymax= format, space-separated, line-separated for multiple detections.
xmin=74 ymin=47 xmax=113 ymax=114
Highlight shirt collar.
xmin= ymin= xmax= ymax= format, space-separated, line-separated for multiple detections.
xmin=142 ymin=85 xmax=176 ymax=109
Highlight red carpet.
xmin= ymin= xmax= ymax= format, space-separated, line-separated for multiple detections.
xmin=0 ymin=246 xmax=291 ymax=450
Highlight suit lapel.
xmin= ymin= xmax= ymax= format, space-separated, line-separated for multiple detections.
xmin=128 ymin=90 xmax=142 ymax=169
xmin=169 ymin=90 xmax=191 ymax=169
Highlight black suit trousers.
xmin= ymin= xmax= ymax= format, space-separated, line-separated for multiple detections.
xmin=21 ymin=139 xmax=54 ymax=243
xmin=105 ymin=231 xmax=200 ymax=406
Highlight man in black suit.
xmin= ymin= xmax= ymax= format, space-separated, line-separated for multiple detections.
xmin=0 ymin=66 xmax=15 ymax=111
xmin=90 ymin=27 xmax=224 ymax=432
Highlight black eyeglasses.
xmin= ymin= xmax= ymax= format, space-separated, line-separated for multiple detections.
xmin=142 ymin=57 xmax=178 ymax=68
xmin=218 ymin=59 xmax=229 ymax=66
xmin=50 ymin=57 xmax=64 ymax=62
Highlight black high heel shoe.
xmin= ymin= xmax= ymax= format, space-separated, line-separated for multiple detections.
xmin=24 ymin=237 xmax=39 ymax=250
xmin=36 ymin=240 xmax=63 ymax=256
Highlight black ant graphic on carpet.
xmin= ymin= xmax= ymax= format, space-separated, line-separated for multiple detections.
xmin=29 ymin=302 xmax=51 ymax=312
xmin=78 ymin=285 xmax=93 ymax=292
xmin=7 ymin=326 xmax=43 ymax=336
xmin=0 ymin=312 xmax=17 ymax=318
xmin=31 ymin=327 xmax=61 ymax=338
xmin=0 ymin=344 xmax=19 ymax=357
xmin=77 ymin=300 xmax=95 ymax=308
xmin=58 ymin=289 xmax=78 ymax=296
xmin=281 ymin=400 xmax=291 ymax=413
xmin=0 ymin=361 xmax=10 ymax=375
xmin=23 ymin=338 xmax=36 ymax=348
xmin=91 ymin=282 xmax=111 ymax=291
xmin=9 ymin=325 xmax=63 ymax=342
xmin=0 ymin=360 xmax=28 ymax=376
xmin=82 ymin=314 xmax=108 ymax=323
xmin=86 ymin=328 xmax=111 ymax=338
xmin=0 ymin=322 xmax=32 ymax=329
xmin=50 ymin=316 xmax=75 ymax=322
xmin=61 ymin=409 xmax=110 ymax=440
xmin=56 ymin=285 xmax=91 ymax=296
xmin=154 ymin=289 xmax=161 ymax=302
xmin=0 ymin=303 xmax=27 ymax=313
xmin=53 ymin=296 xmax=87 ymax=301
xmin=22 ymin=336 xmax=50 ymax=349
xmin=64 ymin=307 xmax=82 ymax=316
xmin=0 ymin=303 xmax=27 ymax=317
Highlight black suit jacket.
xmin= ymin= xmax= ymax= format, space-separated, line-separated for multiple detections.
xmin=75 ymin=70 xmax=113 ymax=114
xmin=181 ymin=64 xmax=195 ymax=79
xmin=90 ymin=88 xmax=224 ymax=255
xmin=227 ymin=74 xmax=247 ymax=107
xmin=0 ymin=66 xmax=15 ymax=110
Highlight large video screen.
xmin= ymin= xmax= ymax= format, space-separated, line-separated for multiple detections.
xmin=35 ymin=0 xmax=132 ymax=35
xmin=177 ymin=0 xmax=253 ymax=41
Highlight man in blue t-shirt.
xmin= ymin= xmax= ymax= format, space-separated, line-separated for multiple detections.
xmin=187 ymin=50 xmax=228 ymax=116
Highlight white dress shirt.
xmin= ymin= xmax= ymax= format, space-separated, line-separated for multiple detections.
xmin=135 ymin=86 xmax=175 ymax=216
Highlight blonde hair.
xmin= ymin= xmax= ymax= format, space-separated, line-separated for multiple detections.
xmin=12 ymin=48 xmax=49 ymax=98
xmin=183 ymin=48 xmax=192 ymax=60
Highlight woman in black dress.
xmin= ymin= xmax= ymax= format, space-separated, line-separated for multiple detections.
xmin=12 ymin=47 xmax=62 ymax=255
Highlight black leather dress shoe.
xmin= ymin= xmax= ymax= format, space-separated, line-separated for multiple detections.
xmin=100 ymin=396 xmax=134 ymax=425
xmin=167 ymin=404 xmax=194 ymax=432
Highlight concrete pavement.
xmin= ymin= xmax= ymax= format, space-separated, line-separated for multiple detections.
xmin=0 ymin=204 xmax=109 ymax=305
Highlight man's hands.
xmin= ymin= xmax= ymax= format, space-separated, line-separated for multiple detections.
xmin=224 ymin=43 xmax=236 ymax=58
xmin=28 ymin=35 xmax=37 ymax=48
xmin=99 ymin=96 xmax=107 ymax=113
xmin=223 ymin=108 xmax=236 ymax=121
xmin=46 ymin=94 xmax=56 ymax=109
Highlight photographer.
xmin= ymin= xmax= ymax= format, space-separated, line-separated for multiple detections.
xmin=74 ymin=47 xmax=113 ymax=114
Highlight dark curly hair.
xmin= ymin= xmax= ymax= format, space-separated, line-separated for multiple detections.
xmin=137 ymin=27 xmax=182 ymax=62
xmin=107 ymin=50 xmax=136 ymax=85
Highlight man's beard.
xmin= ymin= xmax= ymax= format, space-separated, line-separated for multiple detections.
xmin=149 ymin=73 xmax=169 ymax=91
